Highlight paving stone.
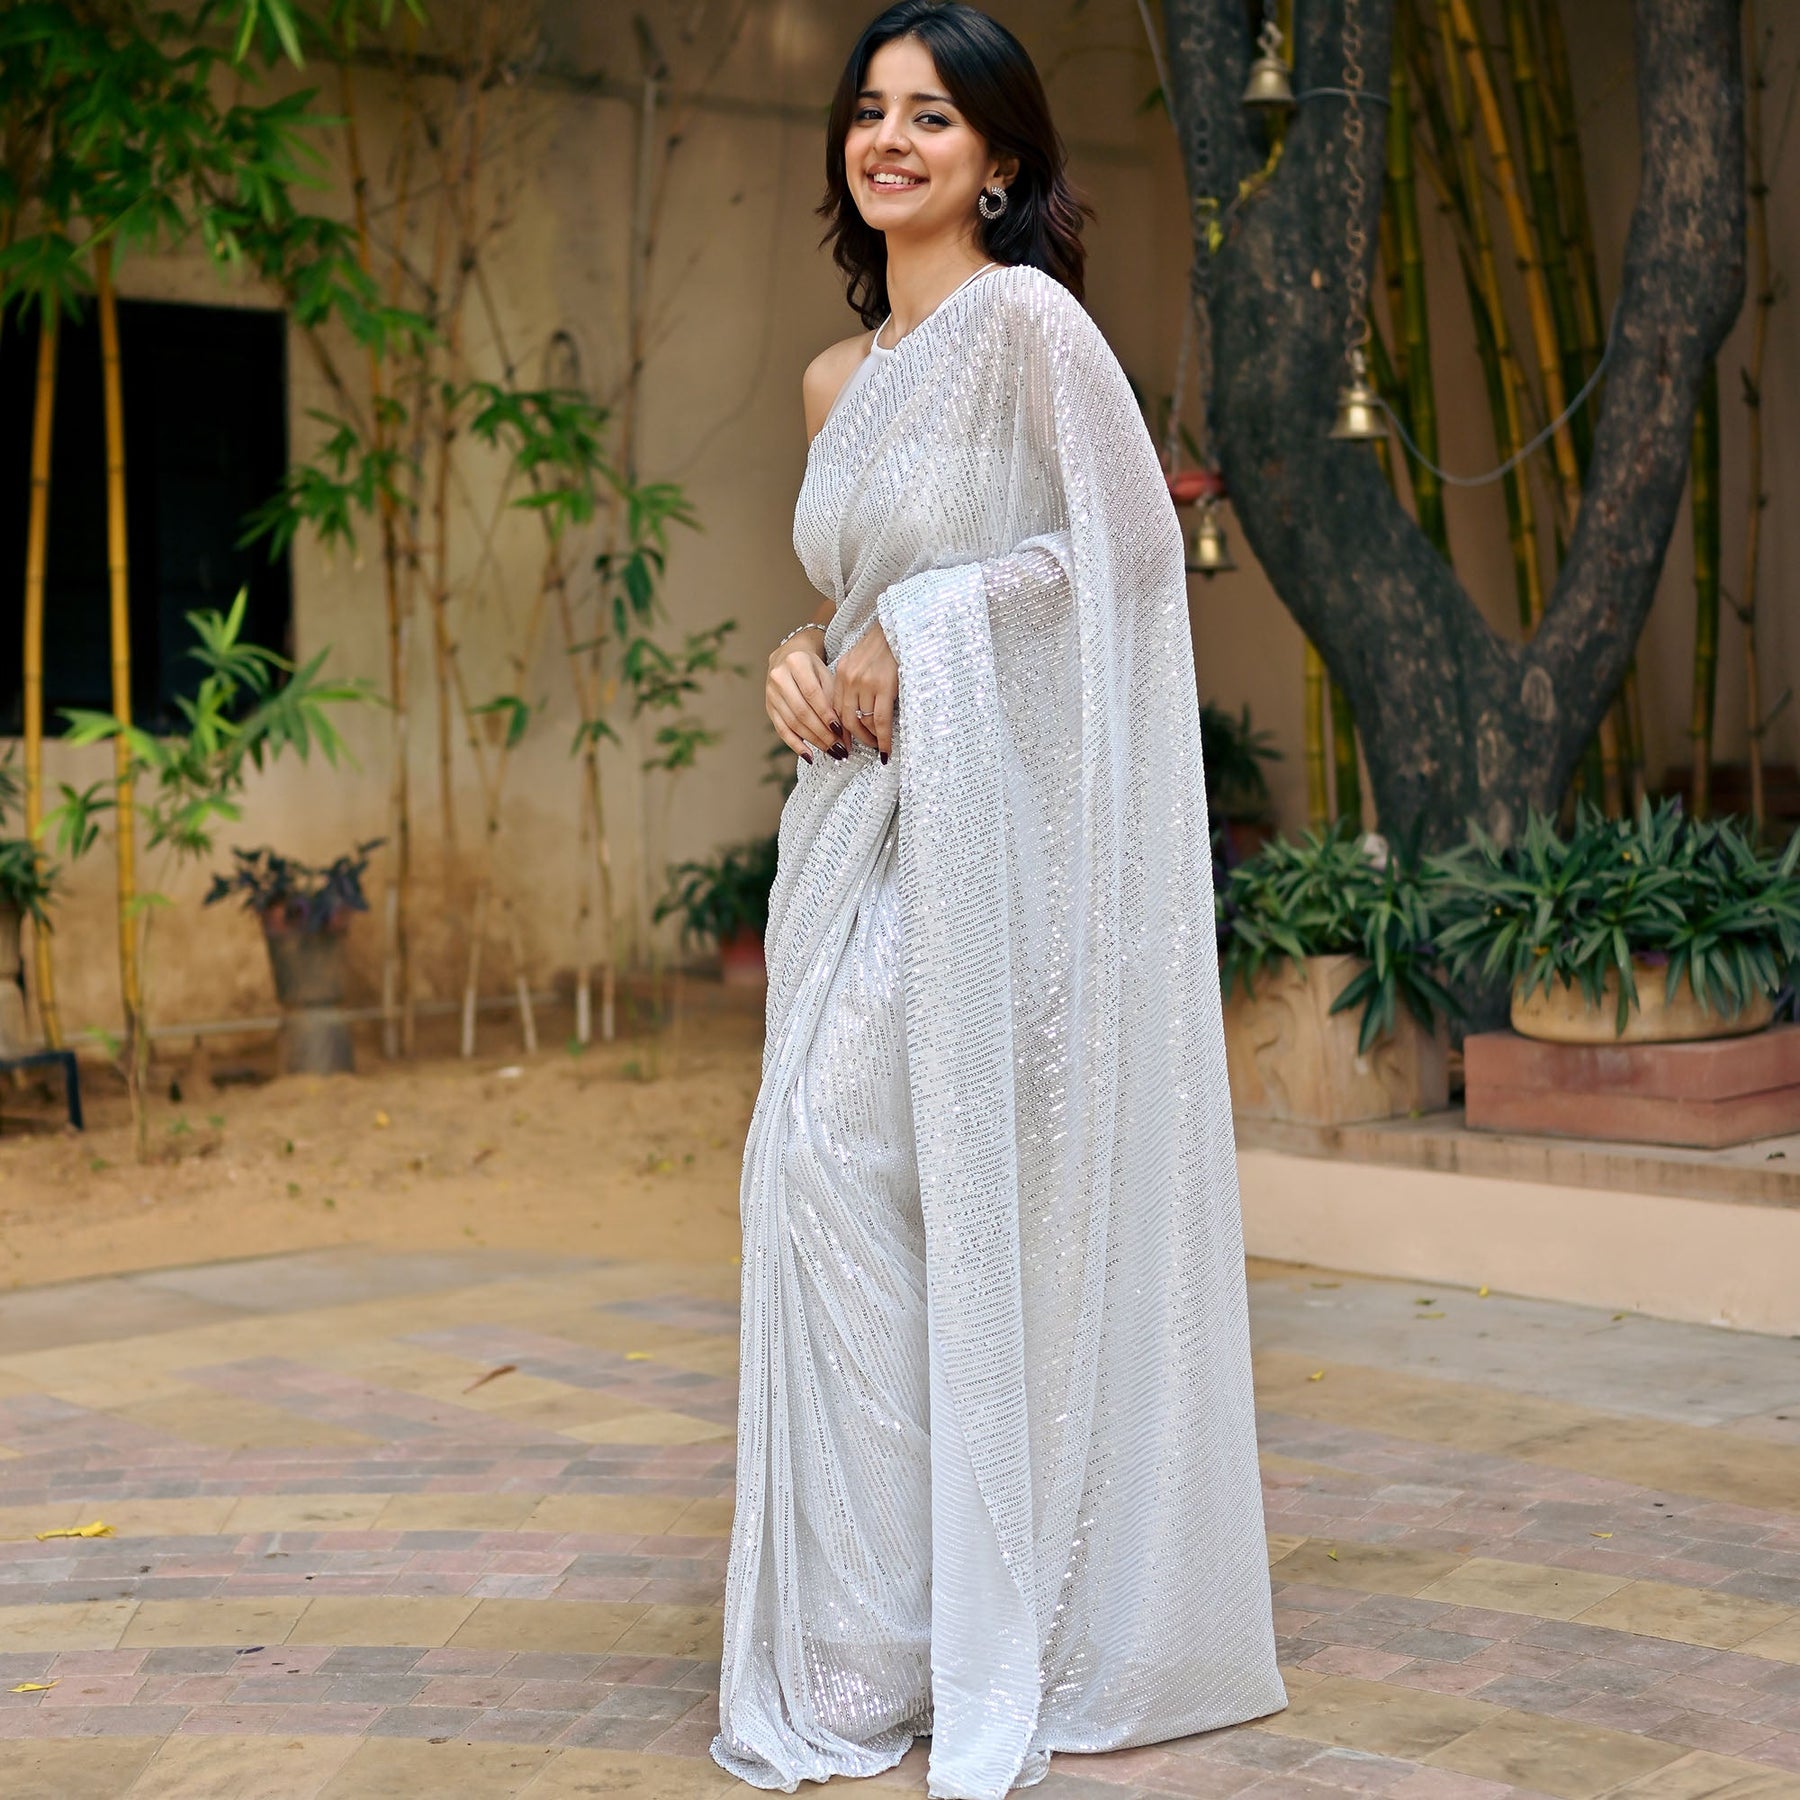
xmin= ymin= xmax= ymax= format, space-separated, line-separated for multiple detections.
xmin=3 ymin=1251 xmax=1800 ymax=1794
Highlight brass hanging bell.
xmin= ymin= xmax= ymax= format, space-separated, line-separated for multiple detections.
xmin=1188 ymin=501 xmax=1237 ymax=577
xmin=1329 ymin=351 xmax=1387 ymax=442
xmin=1241 ymin=52 xmax=1296 ymax=111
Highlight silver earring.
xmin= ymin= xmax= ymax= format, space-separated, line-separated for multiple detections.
xmin=977 ymin=184 xmax=1008 ymax=220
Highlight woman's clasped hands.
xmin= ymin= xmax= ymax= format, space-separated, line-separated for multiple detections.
xmin=765 ymin=620 xmax=897 ymax=767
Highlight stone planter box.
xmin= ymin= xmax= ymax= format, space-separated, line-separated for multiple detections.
xmin=1465 ymin=1023 xmax=1800 ymax=1148
xmin=1223 ymin=953 xmax=1449 ymax=1126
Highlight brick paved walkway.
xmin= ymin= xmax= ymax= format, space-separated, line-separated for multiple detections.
xmin=2 ymin=1247 xmax=1798 ymax=1797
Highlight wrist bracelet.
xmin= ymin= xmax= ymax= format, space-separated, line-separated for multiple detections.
xmin=772 ymin=621 xmax=825 ymax=654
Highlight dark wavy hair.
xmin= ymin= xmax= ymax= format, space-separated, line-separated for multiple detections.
xmin=819 ymin=2 xmax=1091 ymax=327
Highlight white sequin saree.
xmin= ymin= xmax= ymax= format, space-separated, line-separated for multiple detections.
xmin=714 ymin=266 xmax=1284 ymax=1800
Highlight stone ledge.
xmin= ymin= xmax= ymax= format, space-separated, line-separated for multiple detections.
xmin=1234 ymin=1109 xmax=1800 ymax=1211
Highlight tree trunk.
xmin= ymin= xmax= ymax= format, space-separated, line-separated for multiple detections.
xmin=1163 ymin=0 xmax=1746 ymax=849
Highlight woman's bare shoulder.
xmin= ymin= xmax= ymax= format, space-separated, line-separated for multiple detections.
xmin=803 ymin=329 xmax=876 ymax=443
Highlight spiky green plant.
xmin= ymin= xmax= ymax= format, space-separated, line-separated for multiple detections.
xmin=1219 ymin=823 xmax=1461 ymax=1054
xmin=1432 ymin=799 xmax=1800 ymax=1035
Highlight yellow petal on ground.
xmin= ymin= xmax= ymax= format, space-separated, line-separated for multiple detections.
xmin=1478 ymin=1286 xmax=1490 ymax=1298
xmin=374 ymin=1111 xmax=391 ymax=1127
xmin=1327 ymin=1549 xmax=1339 ymax=1561
xmin=1612 ymin=1312 xmax=1629 ymax=1321
xmin=1308 ymin=1371 xmax=1325 ymax=1382
xmin=1592 ymin=1531 xmax=1613 ymax=1538
xmin=10 ymin=1681 xmax=55 ymax=1692
xmin=36 ymin=1520 xmax=112 ymax=1540
xmin=625 ymin=1352 xmax=654 ymax=1362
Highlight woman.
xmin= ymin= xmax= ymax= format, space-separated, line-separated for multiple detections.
xmin=713 ymin=6 xmax=1284 ymax=1795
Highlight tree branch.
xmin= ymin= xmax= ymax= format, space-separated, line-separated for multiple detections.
xmin=1527 ymin=0 xmax=1746 ymax=792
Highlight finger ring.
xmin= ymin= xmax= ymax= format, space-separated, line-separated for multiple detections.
xmin=854 ymin=708 xmax=872 ymax=718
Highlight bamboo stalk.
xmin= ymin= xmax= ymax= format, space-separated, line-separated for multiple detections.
xmin=337 ymin=51 xmax=415 ymax=1060
xmin=1303 ymin=640 xmax=1329 ymax=831
xmin=455 ymin=537 xmax=558 ymax=1057
xmin=1378 ymin=198 xmax=1409 ymax=397
xmin=1433 ymin=0 xmax=1545 ymax=628
xmin=427 ymin=55 xmax=488 ymax=877
xmin=95 ymin=242 xmax=144 ymax=1054
xmin=1536 ymin=0 xmax=1606 ymax=387
xmin=1329 ymin=680 xmax=1362 ymax=827
xmin=22 ymin=307 xmax=62 ymax=1048
xmin=1447 ymin=0 xmax=1583 ymax=530
xmin=462 ymin=260 xmax=620 ymax=1045
xmin=1740 ymin=0 xmax=1774 ymax=838
xmin=1503 ymin=0 xmax=1591 ymax=475
xmin=1385 ymin=47 xmax=1449 ymax=558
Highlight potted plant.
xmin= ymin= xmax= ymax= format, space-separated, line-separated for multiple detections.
xmin=205 ymin=842 xmax=383 ymax=1073
xmin=1434 ymin=799 xmax=1800 ymax=1044
xmin=0 ymin=762 xmax=55 ymax=1057
xmin=1201 ymin=702 xmax=1281 ymax=864
xmin=1220 ymin=824 xmax=1460 ymax=1124
xmin=655 ymin=835 xmax=779 ymax=986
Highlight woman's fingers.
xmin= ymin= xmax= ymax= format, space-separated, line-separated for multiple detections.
xmin=769 ymin=654 xmax=841 ymax=755
xmin=791 ymin=654 xmax=847 ymax=754
xmin=870 ymin=689 xmax=895 ymax=760
xmin=764 ymin=693 xmax=814 ymax=763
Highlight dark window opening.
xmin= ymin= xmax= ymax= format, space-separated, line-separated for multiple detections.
xmin=0 ymin=297 xmax=292 ymax=735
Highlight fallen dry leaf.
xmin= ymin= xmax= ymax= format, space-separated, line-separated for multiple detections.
xmin=373 ymin=1111 xmax=391 ymax=1128
xmin=1477 ymin=1286 xmax=1490 ymax=1298
xmin=1326 ymin=1549 xmax=1339 ymax=1561
xmin=36 ymin=1521 xmax=112 ymax=1541
xmin=1592 ymin=1531 xmax=1613 ymax=1539
xmin=625 ymin=1351 xmax=653 ymax=1363
xmin=10 ymin=1681 xmax=55 ymax=1693
xmin=1308 ymin=1370 xmax=1325 ymax=1382
xmin=462 ymin=1364 xmax=517 ymax=1395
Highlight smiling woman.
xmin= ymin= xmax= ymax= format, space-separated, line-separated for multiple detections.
xmin=716 ymin=7 xmax=1286 ymax=1798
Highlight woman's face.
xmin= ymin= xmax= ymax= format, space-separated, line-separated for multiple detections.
xmin=845 ymin=36 xmax=1009 ymax=245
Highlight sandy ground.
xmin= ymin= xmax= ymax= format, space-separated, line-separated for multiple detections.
xmin=0 ymin=990 xmax=763 ymax=1292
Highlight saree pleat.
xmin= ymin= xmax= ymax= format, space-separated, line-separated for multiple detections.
xmin=715 ymin=267 xmax=1284 ymax=1800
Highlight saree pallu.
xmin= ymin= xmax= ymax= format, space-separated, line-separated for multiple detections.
xmin=714 ymin=266 xmax=1285 ymax=1800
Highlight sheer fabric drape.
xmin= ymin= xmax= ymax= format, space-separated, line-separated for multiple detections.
xmin=715 ymin=267 xmax=1284 ymax=1800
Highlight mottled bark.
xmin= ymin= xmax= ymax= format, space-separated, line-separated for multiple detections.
xmin=1164 ymin=0 xmax=1745 ymax=847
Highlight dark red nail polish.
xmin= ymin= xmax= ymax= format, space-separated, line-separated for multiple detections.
xmin=802 ymin=751 xmax=814 ymax=764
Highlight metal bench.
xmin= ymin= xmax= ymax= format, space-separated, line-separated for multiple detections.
xmin=0 ymin=1048 xmax=84 ymax=1132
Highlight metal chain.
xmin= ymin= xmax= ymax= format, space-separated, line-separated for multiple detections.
xmin=1340 ymin=0 xmax=1371 ymax=370
xmin=1258 ymin=0 xmax=1284 ymax=67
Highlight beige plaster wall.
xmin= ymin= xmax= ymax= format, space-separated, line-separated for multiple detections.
xmin=20 ymin=0 xmax=1797 ymax=1037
